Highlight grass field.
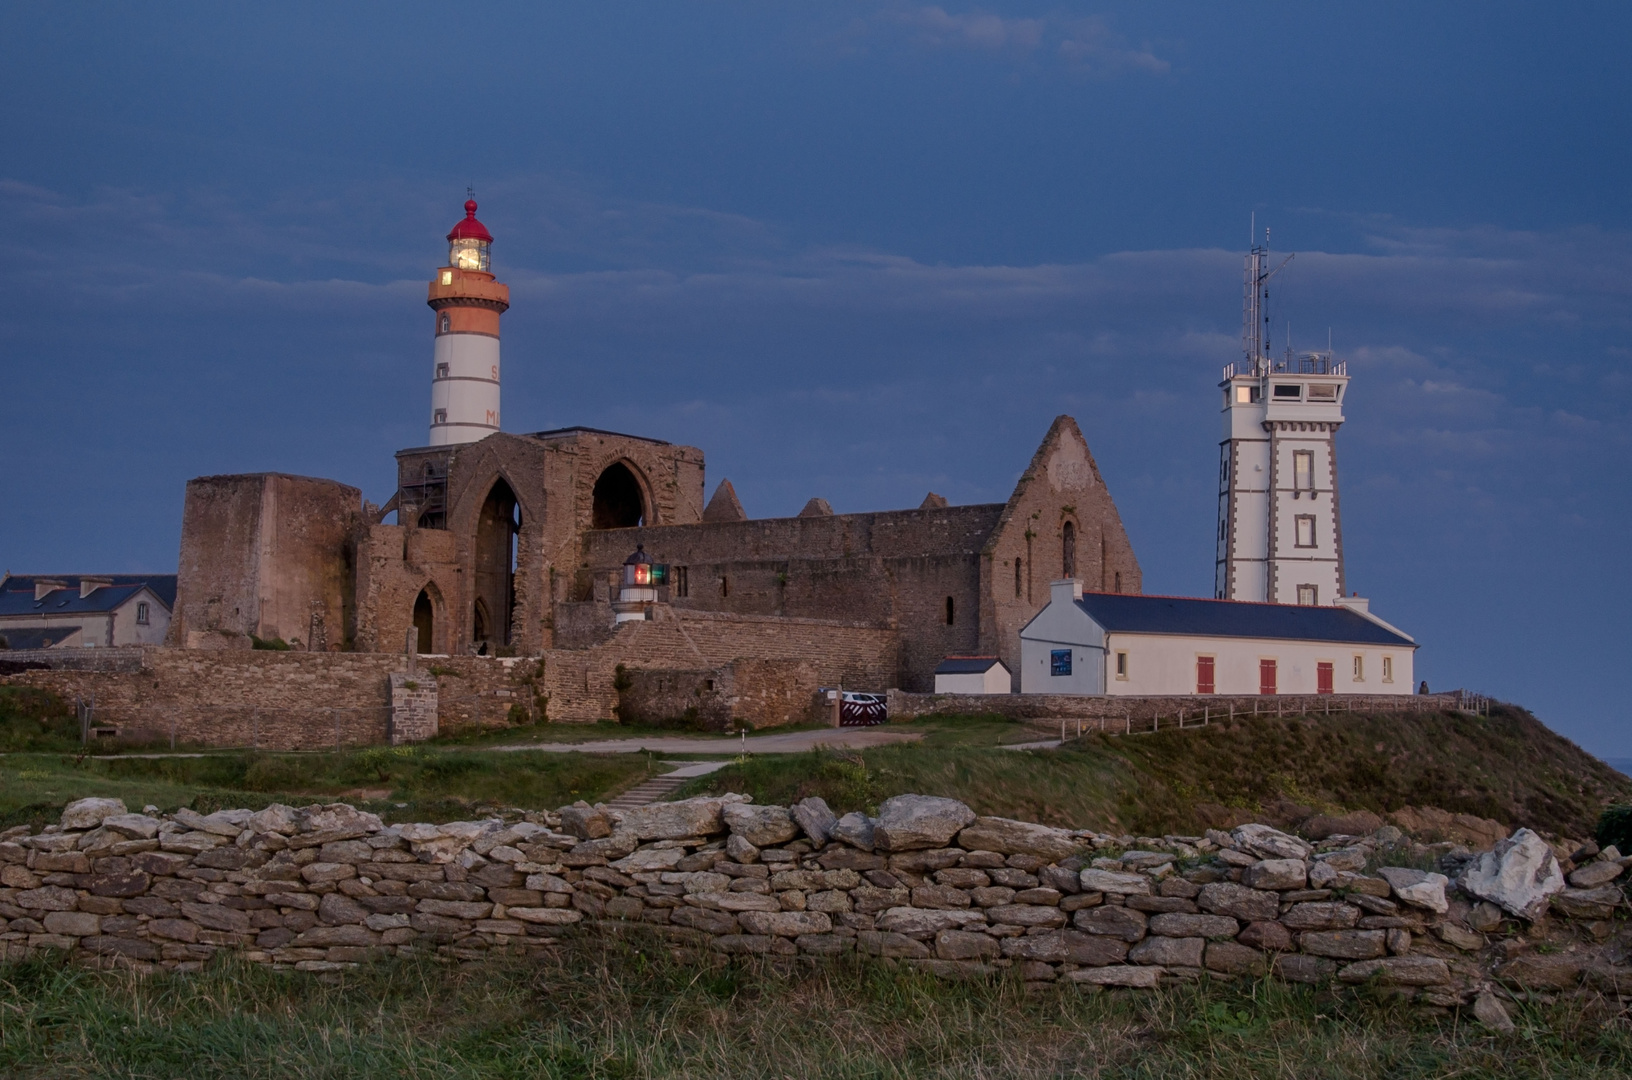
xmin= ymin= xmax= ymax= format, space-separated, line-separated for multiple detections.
xmin=680 ymin=705 xmax=1632 ymax=838
xmin=1 ymin=934 xmax=1628 ymax=1079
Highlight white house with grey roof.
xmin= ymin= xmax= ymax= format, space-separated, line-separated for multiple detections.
xmin=0 ymin=574 xmax=176 ymax=649
xmin=1019 ymin=579 xmax=1415 ymax=697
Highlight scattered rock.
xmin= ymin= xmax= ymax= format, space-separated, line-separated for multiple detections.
xmin=1459 ymin=829 xmax=1565 ymax=920
xmin=1473 ymin=992 xmax=1515 ymax=1033
xmin=61 ymin=797 xmax=127 ymax=831
xmin=872 ymin=796 xmax=976 ymax=853
xmin=1494 ymin=953 xmax=1582 ymax=990
xmin=723 ymin=804 xmax=800 ymax=847
xmin=1550 ymin=886 xmax=1624 ymax=921
xmin=831 ymin=812 xmax=877 ymax=851
xmin=791 ymin=798 xmax=837 ymax=846
xmin=1232 ymin=824 xmax=1312 ymax=861
xmin=1376 ymin=867 xmax=1450 ymax=914
xmin=1337 ymin=956 xmax=1451 ymax=986
xmin=1567 ymin=859 xmax=1625 ymax=889
xmin=956 ymin=817 xmax=1079 ymax=861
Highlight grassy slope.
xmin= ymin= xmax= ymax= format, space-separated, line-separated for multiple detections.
xmin=0 ymin=747 xmax=655 ymax=832
xmin=681 ymin=705 xmax=1632 ymax=838
xmin=2 ymin=940 xmax=1628 ymax=1079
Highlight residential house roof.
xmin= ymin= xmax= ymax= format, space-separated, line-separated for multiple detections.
xmin=1023 ymin=591 xmax=1415 ymax=648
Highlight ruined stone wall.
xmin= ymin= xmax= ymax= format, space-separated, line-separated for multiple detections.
xmin=580 ymin=507 xmax=1002 ymax=690
xmin=169 ymin=474 xmax=361 ymax=651
xmin=4 ymin=794 xmax=1626 ymax=1016
xmin=2 ymin=611 xmax=897 ymax=744
xmin=618 ymin=659 xmax=826 ymax=731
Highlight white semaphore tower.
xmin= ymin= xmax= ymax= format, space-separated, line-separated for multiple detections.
xmin=427 ymin=197 xmax=509 ymax=446
xmin=1214 ymin=232 xmax=1349 ymax=606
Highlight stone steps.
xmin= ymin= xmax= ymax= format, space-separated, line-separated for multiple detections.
xmin=605 ymin=774 xmax=690 ymax=808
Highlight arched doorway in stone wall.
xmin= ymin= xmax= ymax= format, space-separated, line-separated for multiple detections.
xmin=413 ymin=588 xmax=436 ymax=654
xmin=592 ymin=462 xmax=645 ymax=529
xmin=473 ymin=478 xmax=520 ymax=651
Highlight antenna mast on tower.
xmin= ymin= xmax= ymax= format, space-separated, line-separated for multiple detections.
xmin=1241 ymin=220 xmax=1294 ymax=375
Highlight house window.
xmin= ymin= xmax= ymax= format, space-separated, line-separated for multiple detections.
xmin=1295 ymin=515 xmax=1316 ymax=548
xmin=1353 ymin=655 xmax=1364 ymax=681
xmin=1050 ymin=649 xmax=1072 ymax=677
xmin=1196 ymin=655 xmax=1215 ymax=695
xmin=440 ymin=270 xmax=454 ymax=286
xmin=1259 ymin=658 xmax=1277 ymax=695
xmin=1062 ymin=521 xmax=1076 ymax=578
xmin=433 ymin=409 xmax=448 ymax=425
xmin=1273 ymin=384 xmax=1301 ymax=399
xmin=1293 ymin=450 xmax=1313 ymax=493
xmin=1297 ymin=584 xmax=1318 ymax=606
xmin=673 ymin=566 xmax=689 ymax=598
xmin=1235 ymin=385 xmax=1260 ymax=404
xmin=135 ymin=602 xmax=150 ymax=625
xmin=1317 ymin=661 xmax=1334 ymax=695
xmin=1308 ymin=383 xmax=1338 ymax=401
xmin=436 ymin=362 xmax=450 ymax=379
xmin=1014 ymin=558 xmax=1023 ymax=599
xmin=945 ymin=597 xmax=955 ymax=626
xmin=1115 ymin=651 xmax=1128 ymax=680
xmin=1382 ymin=656 xmax=1394 ymax=682
xmin=438 ymin=313 xmax=451 ymax=333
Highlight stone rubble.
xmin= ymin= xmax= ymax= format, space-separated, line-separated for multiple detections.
xmin=0 ymin=795 xmax=1628 ymax=1010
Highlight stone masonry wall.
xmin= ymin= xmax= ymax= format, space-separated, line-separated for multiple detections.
xmin=1 ymin=611 xmax=897 ymax=746
xmin=3 ymin=794 xmax=1628 ymax=1019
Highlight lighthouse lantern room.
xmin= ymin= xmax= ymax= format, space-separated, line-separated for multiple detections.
xmin=427 ymin=198 xmax=509 ymax=446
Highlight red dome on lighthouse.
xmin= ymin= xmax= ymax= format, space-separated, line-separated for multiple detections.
xmin=447 ymin=199 xmax=493 ymax=243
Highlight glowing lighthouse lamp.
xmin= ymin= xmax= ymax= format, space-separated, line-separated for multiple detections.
xmin=613 ymin=545 xmax=668 ymax=624
xmin=427 ymin=197 xmax=510 ymax=447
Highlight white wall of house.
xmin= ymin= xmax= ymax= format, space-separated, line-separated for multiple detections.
xmin=111 ymin=590 xmax=170 ymax=646
xmin=1019 ymin=581 xmax=1105 ymax=694
xmin=934 ymin=664 xmax=1012 ymax=695
xmin=1101 ymin=631 xmax=1414 ymax=697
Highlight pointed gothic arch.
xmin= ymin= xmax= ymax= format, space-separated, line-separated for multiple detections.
xmin=592 ymin=461 xmax=646 ymax=529
xmin=473 ymin=477 xmax=519 ymax=650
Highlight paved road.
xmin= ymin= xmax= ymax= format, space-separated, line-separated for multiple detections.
xmin=491 ymin=727 xmax=925 ymax=756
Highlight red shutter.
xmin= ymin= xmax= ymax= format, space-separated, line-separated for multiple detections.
xmin=1196 ymin=656 xmax=1215 ymax=695
xmin=1317 ymin=662 xmax=1334 ymax=695
xmin=1259 ymin=659 xmax=1277 ymax=695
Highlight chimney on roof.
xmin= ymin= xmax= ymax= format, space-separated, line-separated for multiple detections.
xmin=80 ymin=576 xmax=112 ymax=598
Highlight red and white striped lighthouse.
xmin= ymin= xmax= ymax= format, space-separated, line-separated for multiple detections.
xmin=426 ymin=198 xmax=510 ymax=446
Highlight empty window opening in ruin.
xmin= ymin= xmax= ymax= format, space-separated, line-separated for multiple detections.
xmin=1014 ymin=557 xmax=1023 ymax=599
xmin=473 ymin=478 xmax=520 ymax=650
xmin=673 ymin=565 xmax=689 ymax=598
xmin=592 ymin=462 xmax=646 ymax=529
xmin=413 ymin=590 xmax=435 ymax=654
xmin=945 ymin=596 xmax=955 ymax=625
xmin=1113 ymin=571 xmax=1122 ymax=594
xmin=720 ymin=576 xmax=730 ymax=598
xmin=1062 ymin=521 xmax=1077 ymax=578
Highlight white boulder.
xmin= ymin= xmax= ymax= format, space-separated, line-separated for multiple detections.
xmin=1458 ymin=828 xmax=1565 ymax=920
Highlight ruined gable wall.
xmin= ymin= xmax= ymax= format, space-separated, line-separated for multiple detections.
xmin=979 ymin=417 xmax=1143 ymax=686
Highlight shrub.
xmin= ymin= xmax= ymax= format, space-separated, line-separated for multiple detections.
xmin=249 ymin=635 xmax=291 ymax=651
xmin=1596 ymin=804 xmax=1632 ymax=854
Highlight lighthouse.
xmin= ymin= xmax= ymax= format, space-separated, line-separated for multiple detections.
xmin=426 ymin=198 xmax=509 ymax=446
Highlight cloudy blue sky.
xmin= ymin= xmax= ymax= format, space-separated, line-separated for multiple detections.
xmin=2 ymin=4 xmax=1628 ymax=756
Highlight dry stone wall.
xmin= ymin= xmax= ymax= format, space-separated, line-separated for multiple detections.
xmin=4 ymin=794 xmax=1629 ymax=1014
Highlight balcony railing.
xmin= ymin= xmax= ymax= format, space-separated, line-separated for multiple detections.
xmin=1222 ymin=352 xmax=1346 ymax=381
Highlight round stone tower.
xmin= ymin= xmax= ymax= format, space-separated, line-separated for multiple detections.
xmin=426 ymin=198 xmax=510 ymax=446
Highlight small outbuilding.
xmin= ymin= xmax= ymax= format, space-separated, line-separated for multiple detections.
xmin=933 ymin=656 xmax=1012 ymax=695
xmin=1019 ymin=580 xmax=1415 ymax=696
